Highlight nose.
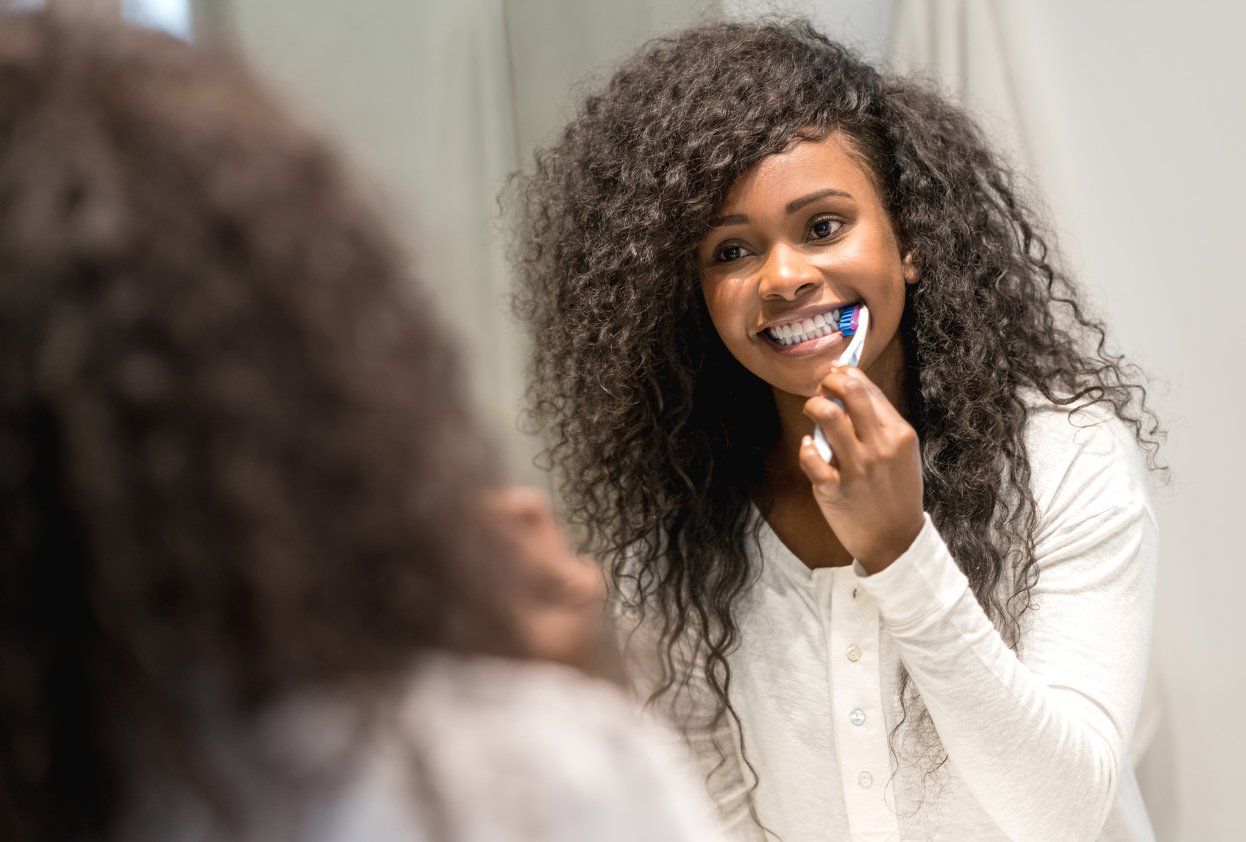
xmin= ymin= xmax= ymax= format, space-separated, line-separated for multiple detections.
xmin=758 ymin=243 xmax=821 ymax=301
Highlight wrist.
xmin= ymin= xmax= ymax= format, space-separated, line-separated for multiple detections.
xmin=857 ymin=511 xmax=925 ymax=575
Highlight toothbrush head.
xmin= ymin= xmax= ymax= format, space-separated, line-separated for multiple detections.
xmin=838 ymin=304 xmax=861 ymax=336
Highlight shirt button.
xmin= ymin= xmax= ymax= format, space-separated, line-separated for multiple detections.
xmin=849 ymin=708 xmax=866 ymax=726
xmin=858 ymin=771 xmax=874 ymax=788
xmin=851 ymin=587 xmax=859 ymax=600
xmin=845 ymin=644 xmax=861 ymax=662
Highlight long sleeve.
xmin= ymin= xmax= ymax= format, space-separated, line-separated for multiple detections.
xmin=853 ymin=406 xmax=1158 ymax=841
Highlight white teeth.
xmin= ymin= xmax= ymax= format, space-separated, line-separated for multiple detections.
xmin=766 ymin=305 xmax=855 ymax=345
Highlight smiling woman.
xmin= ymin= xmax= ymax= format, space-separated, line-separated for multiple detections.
xmin=696 ymin=132 xmax=918 ymax=406
xmin=516 ymin=18 xmax=1165 ymax=842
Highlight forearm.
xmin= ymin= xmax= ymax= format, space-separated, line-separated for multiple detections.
xmin=855 ymin=507 xmax=1155 ymax=841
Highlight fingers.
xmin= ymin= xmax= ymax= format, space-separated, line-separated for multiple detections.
xmin=804 ymin=392 xmax=860 ymax=468
xmin=799 ymin=434 xmax=841 ymax=491
xmin=485 ymin=486 xmax=607 ymax=670
xmin=816 ymin=365 xmax=882 ymax=443
xmin=482 ymin=485 xmax=553 ymax=526
xmin=483 ymin=486 xmax=590 ymax=597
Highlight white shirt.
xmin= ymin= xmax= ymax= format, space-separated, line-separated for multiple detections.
xmin=621 ymin=397 xmax=1158 ymax=841
xmin=320 ymin=656 xmax=727 ymax=842
xmin=125 ymin=655 xmax=725 ymax=842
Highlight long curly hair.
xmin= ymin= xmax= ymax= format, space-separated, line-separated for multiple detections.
xmin=514 ymin=18 xmax=1163 ymax=793
xmin=0 ymin=11 xmax=526 ymax=839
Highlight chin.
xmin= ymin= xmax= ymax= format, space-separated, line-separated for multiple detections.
xmin=760 ymin=374 xmax=820 ymax=401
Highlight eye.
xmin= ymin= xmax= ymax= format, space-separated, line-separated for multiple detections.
xmin=809 ymin=216 xmax=844 ymax=241
xmin=716 ymin=243 xmax=751 ymax=263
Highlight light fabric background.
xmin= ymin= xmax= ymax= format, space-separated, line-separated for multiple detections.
xmin=223 ymin=1 xmax=1244 ymax=838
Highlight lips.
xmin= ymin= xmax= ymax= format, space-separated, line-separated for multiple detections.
xmin=763 ymin=326 xmax=846 ymax=357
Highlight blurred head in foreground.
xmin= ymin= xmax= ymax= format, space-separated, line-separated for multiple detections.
xmin=0 ymin=9 xmax=606 ymax=839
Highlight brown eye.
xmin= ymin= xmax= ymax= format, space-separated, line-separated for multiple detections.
xmin=717 ymin=244 xmax=749 ymax=262
xmin=810 ymin=217 xmax=843 ymax=240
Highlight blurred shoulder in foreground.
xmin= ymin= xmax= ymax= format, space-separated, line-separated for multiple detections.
xmin=0 ymin=8 xmax=719 ymax=841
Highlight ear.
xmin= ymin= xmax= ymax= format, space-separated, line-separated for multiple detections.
xmin=901 ymin=251 xmax=921 ymax=285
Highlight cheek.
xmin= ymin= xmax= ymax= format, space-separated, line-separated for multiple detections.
xmin=821 ymin=234 xmax=908 ymax=317
xmin=826 ymin=227 xmax=904 ymax=286
xmin=700 ymin=281 xmax=751 ymax=346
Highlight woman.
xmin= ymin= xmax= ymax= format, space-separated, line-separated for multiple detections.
xmin=517 ymin=19 xmax=1163 ymax=841
xmin=0 ymin=10 xmax=721 ymax=841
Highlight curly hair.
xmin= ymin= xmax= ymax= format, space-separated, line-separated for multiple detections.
xmin=0 ymin=11 xmax=526 ymax=839
xmin=514 ymin=18 xmax=1164 ymax=797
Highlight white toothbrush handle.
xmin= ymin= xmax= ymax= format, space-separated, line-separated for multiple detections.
xmin=813 ymin=306 xmax=869 ymax=464
xmin=813 ymin=413 xmax=836 ymax=461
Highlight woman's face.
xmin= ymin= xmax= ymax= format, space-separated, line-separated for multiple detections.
xmin=696 ymin=131 xmax=918 ymax=400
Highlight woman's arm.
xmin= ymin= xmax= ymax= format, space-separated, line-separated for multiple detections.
xmin=857 ymin=496 xmax=1156 ymax=840
xmin=803 ymin=370 xmax=1157 ymax=840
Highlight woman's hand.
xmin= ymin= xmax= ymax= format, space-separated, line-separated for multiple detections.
xmin=483 ymin=487 xmax=611 ymax=672
xmin=798 ymin=364 xmax=925 ymax=574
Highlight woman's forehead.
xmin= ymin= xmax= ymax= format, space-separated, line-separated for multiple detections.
xmin=718 ymin=132 xmax=881 ymax=213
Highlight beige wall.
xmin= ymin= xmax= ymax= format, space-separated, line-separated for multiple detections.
xmin=225 ymin=0 xmax=531 ymax=478
xmin=1037 ymin=4 xmax=1246 ymax=838
xmin=224 ymin=0 xmax=716 ymax=484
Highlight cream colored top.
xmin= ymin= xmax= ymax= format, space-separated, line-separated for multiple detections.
xmin=622 ymin=398 xmax=1158 ymax=841
xmin=125 ymin=655 xmax=725 ymax=842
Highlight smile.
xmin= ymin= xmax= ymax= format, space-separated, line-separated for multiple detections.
xmin=762 ymin=304 xmax=854 ymax=346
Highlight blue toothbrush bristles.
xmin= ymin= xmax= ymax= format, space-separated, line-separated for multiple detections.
xmin=838 ymin=304 xmax=860 ymax=336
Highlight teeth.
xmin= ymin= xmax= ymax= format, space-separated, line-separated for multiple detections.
xmin=765 ymin=305 xmax=854 ymax=345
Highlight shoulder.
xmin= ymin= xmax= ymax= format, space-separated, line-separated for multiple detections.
xmin=1016 ymin=389 xmax=1156 ymax=542
xmin=407 ymin=652 xmax=660 ymax=749
xmin=387 ymin=654 xmax=722 ymax=842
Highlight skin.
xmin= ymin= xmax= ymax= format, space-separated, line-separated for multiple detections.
xmin=484 ymin=487 xmax=610 ymax=670
xmin=696 ymin=131 xmax=925 ymax=574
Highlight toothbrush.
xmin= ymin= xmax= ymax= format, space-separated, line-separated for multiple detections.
xmin=812 ymin=303 xmax=869 ymax=463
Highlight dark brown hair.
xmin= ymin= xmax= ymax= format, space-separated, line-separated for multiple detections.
xmin=0 ymin=10 xmax=523 ymax=839
xmin=515 ymin=18 xmax=1164 ymax=798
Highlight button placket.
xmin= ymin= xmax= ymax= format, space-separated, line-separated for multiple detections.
xmin=824 ymin=569 xmax=897 ymax=835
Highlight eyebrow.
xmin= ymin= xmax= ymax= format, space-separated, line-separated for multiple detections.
xmin=707 ymin=188 xmax=855 ymax=228
xmin=786 ymin=187 xmax=854 ymax=214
